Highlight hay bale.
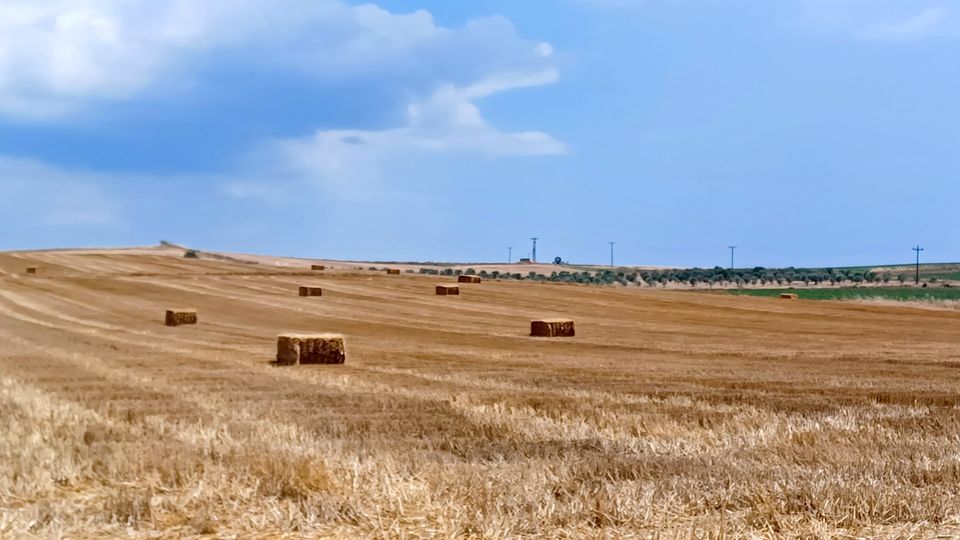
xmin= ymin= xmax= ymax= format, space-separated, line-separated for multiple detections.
xmin=165 ymin=309 xmax=197 ymax=327
xmin=298 ymin=286 xmax=323 ymax=297
xmin=25 ymin=267 xmax=38 ymax=275
xmin=311 ymin=265 xmax=325 ymax=271
xmin=275 ymin=336 xmax=300 ymax=366
xmin=276 ymin=334 xmax=345 ymax=365
xmin=530 ymin=318 xmax=575 ymax=338
xmin=435 ymin=284 xmax=460 ymax=296
xmin=780 ymin=293 xmax=799 ymax=300
xmin=458 ymin=275 xmax=481 ymax=284
xmin=385 ymin=268 xmax=401 ymax=275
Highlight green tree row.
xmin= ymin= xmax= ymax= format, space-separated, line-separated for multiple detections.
xmin=414 ymin=266 xmax=919 ymax=288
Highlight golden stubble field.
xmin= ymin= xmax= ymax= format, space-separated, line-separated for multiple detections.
xmin=2 ymin=248 xmax=960 ymax=538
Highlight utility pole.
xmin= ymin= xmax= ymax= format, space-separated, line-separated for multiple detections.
xmin=728 ymin=245 xmax=737 ymax=270
xmin=508 ymin=247 xmax=513 ymax=264
xmin=608 ymin=242 xmax=616 ymax=267
xmin=531 ymin=237 xmax=538 ymax=263
xmin=913 ymin=245 xmax=924 ymax=285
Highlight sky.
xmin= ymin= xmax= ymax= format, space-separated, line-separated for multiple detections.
xmin=1 ymin=0 xmax=958 ymax=268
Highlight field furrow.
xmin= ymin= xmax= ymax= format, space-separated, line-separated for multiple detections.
xmin=3 ymin=250 xmax=960 ymax=537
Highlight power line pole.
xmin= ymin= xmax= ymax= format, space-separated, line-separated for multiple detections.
xmin=608 ymin=242 xmax=615 ymax=267
xmin=728 ymin=245 xmax=737 ymax=270
xmin=913 ymin=245 xmax=924 ymax=284
xmin=531 ymin=237 xmax=538 ymax=263
xmin=508 ymin=247 xmax=513 ymax=264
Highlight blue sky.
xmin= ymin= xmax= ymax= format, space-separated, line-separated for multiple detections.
xmin=1 ymin=0 xmax=958 ymax=267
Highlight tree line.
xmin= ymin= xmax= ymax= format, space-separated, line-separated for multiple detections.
xmin=408 ymin=266 xmax=918 ymax=288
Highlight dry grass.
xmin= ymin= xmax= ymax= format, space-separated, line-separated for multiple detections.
xmin=530 ymin=318 xmax=575 ymax=337
xmin=2 ymin=250 xmax=960 ymax=537
xmin=276 ymin=333 xmax=346 ymax=365
xmin=164 ymin=309 xmax=197 ymax=327
xmin=436 ymin=284 xmax=460 ymax=296
xmin=298 ymin=286 xmax=323 ymax=297
xmin=853 ymin=296 xmax=960 ymax=311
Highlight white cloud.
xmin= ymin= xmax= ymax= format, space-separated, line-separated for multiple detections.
xmin=225 ymin=69 xmax=566 ymax=201
xmin=801 ymin=1 xmax=958 ymax=41
xmin=856 ymin=7 xmax=952 ymax=41
xmin=1 ymin=1 xmax=565 ymax=219
xmin=0 ymin=2 xmax=170 ymax=119
xmin=0 ymin=0 xmax=555 ymax=120
xmin=0 ymin=156 xmax=121 ymax=227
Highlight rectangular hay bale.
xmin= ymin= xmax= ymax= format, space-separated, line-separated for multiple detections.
xmin=25 ymin=267 xmax=38 ymax=275
xmin=311 ymin=265 xmax=325 ymax=271
xmin=299 ymin=286 xmax=323 ymax=297
xmin=530 ymin=318 xmax=575 ymax=338
xmin=385 ymin=268 xmax=401 ymax=275
xmin=436 ymin=284 xmax=460 ymax=296
xmin=165 ymin=309 xmax=197 ymax=327
xmin=458 ymin=275 xmax=481 ymax=284
xmin=276 ymin=333 xmax=345 ymax=365
xmin=780 ymin=293 xmax=799 ymax=300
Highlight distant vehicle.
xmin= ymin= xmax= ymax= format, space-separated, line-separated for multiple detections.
xmin=518 ymin=258 xmax=532 ymax=264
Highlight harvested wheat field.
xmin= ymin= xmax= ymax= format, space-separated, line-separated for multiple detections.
xmin=3 ymin=248 xmax=960 ymax=538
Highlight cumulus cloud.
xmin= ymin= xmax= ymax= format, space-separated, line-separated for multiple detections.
xmin=224 ymin=69 xmax=566 ymax=200
xmin=1 ymin=0 xmax=565 ymax=222
xmin=0 ymin=0 xmax=555 ymax=120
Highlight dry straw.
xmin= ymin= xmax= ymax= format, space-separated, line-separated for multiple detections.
xmin=276 ymin=333 xmax=345 ymax=365
xmin=435 ymin=285 xmax=460 ymax=296
xmin=299 ymin=286 xmax=323 ymax=297
xmin=165 ymin=309 xmax=198 ymax=327
xmin=530 ymin=319 xmax=575 ymax=337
